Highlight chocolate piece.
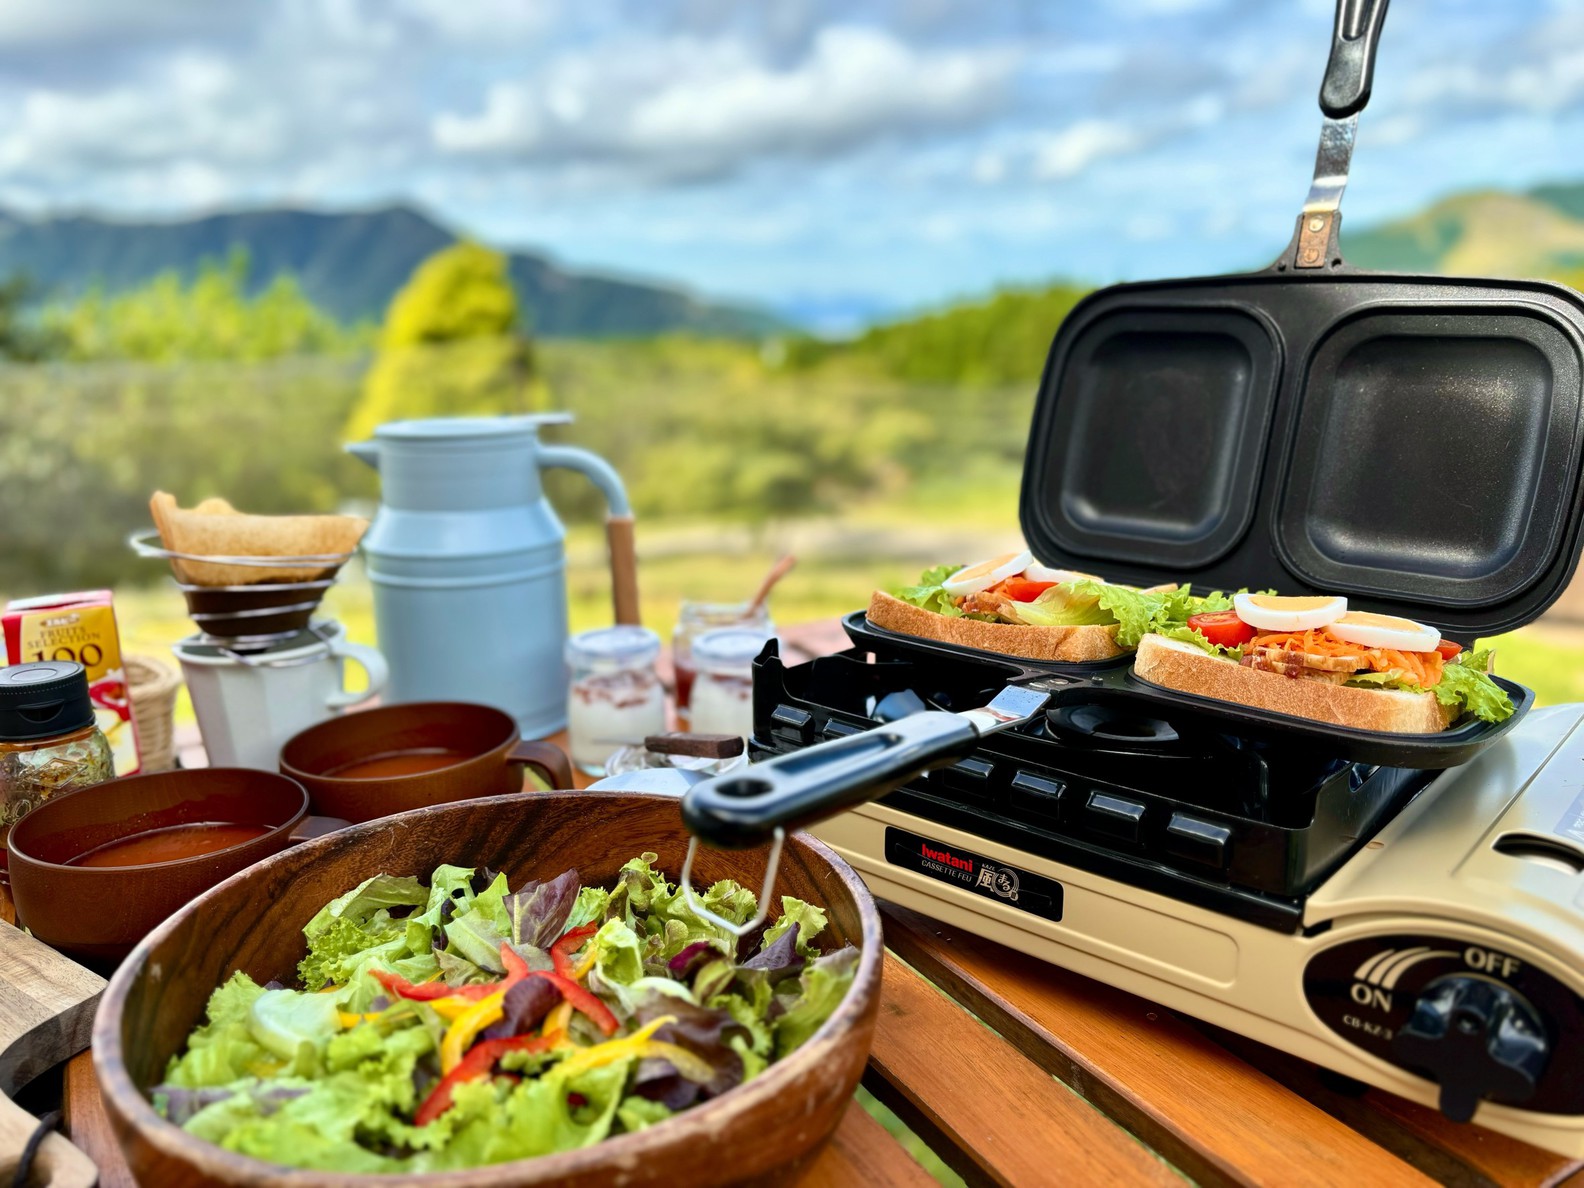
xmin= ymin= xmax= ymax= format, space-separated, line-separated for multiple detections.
xmin=644 ymin=732 xmax=745 ymax=759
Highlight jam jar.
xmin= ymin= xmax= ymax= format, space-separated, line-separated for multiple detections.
xmin=0 ymin=661 xmax=114 ymax=862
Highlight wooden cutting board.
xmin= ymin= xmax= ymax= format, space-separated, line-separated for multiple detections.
xmin=1 ymin=920 xmax=104 ymax=1095
xmin=1 ymin=920 xmax=103 ymax=1185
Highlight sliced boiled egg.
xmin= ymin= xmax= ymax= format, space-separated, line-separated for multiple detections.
xmin=1232 ymin=592 xmax=1348 ymax=632
xmin=942 ymin=551 xmax=1034 ymax=598
xmin=1022 ymin=563 xmax=1101 ymax=585
xmin=1326 ymin=611 xmax=1440 ymax=653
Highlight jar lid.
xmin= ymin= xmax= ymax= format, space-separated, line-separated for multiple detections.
xmin=0 ymin=661 xmax=96 ymax=742
xmin=677 ymin=600 xmax=772 ymax=628
xmin=692 ymin=627 xmax=771 ymax=673
xmin=566 ymin=625 xmax=662 ymax=670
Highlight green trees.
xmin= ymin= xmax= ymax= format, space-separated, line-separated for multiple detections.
xmin=0 ymin=276 xmax=62 ymax=361
xmin=782 ymin=283 xmax=1089 ymax=387
xmin=45 ymin=250 xmax=365 ymax=362
xmin=345 ymin=242 xmax=540 ymax=441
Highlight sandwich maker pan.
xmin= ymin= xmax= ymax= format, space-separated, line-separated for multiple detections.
xmin=862 ymin=0 xmax=1580 ymax=767
xmin=680 ymin=0 xmax=1584 ymax=858
xmin=842 ymin=610 xmax=1533 ymax=769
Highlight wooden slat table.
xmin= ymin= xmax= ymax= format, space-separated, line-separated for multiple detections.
xmin=4 ymin=617 xmax=1581 ymax=1186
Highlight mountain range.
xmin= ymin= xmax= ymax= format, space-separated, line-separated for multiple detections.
xmin=5 ymin=181 xmax=1584 ymax=342
xmin=1344 ymin=180 xmax=1584 ymax=279
xmin=0 ymin=205 xmax=781 ymax=338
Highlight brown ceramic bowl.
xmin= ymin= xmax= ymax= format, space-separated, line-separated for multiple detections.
xmin=7 ymin=769 xmax=309 ymax=965
xmin=280 ymin=701 xmax=573 ymax=823
xmin=94 ymin=792 xmax=882 ymax=1187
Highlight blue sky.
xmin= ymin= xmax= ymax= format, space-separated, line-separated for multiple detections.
xmin=0 ymin=0 xmax=1581 ymax=326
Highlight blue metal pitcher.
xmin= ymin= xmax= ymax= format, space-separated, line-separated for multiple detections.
xmin=347 ymin=414 xmax=639 ymax=738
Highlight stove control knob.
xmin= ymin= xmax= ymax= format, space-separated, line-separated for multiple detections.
xmin=1391 ymin=975 xmax=1548 ymax=1122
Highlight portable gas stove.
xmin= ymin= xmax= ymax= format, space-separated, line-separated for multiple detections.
xmin=733 ymin=631 xmax=1584 ymax=1157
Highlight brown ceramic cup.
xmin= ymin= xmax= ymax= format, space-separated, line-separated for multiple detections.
xmin=7 ymin=768 xmax=309 ymax=965
xmin=279 ymin=701 xmax=573 ymax=824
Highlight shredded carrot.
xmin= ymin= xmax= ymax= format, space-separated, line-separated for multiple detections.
xmin=1246 ymin=629 xmax=1443 ymax=687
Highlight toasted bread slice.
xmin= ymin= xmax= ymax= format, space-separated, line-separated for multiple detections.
xmin=866 ymin=590 xmax=1126 ymax=663
xmin=1135 ymin=633 xmax=1455 ymax=733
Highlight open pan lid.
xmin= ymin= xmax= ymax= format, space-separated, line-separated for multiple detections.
xmin=1018 ymin=0 xmax=1584 ymax=641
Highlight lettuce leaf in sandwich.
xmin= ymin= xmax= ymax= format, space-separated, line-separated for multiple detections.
xmin=893 ymin=564 xmax=999 ymax=621
xmin=1004 ymin=580 xmax=1236 ymax=647
xmin=1345 ymin=648 xmax=1513 ymax=724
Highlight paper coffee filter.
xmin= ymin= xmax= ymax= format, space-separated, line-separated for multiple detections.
xmin=150 ymin=491 xmax=367 ymax=586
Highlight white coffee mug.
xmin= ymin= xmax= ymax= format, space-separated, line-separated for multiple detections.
xmin=172 ymin=622 xmax=388 ymax=770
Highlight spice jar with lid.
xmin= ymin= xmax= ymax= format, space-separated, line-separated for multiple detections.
xmin=566 ymin=626 xmax=667 ymax=776
xmin=687 ymin=627 xmax=770 ymax=740
xmin=0 ymin=661 xmax=115 ymax=862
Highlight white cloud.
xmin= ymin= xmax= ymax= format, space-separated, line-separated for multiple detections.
xmin=433 ymin=25 xmax=1016 ymax=180
xmin=1031 ymin=119 xmax=1141 ymax=179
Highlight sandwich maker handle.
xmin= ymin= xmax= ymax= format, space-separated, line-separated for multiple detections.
xmin=680 ymin=710 xmax=980 ymax=849
xmin=1319 ymin=0 xmax=1390 ymax=119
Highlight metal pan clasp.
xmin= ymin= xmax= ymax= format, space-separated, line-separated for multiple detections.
xmin=680 ymin=828 xmax=785 ymax=939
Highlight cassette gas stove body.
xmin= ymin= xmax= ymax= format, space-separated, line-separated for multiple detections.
xmin=750 ymin=640 xmax=1584 ymax=1157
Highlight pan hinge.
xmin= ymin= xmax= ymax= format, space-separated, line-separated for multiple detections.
xmin=1296 ymin=211 xmax=1335 ymax=269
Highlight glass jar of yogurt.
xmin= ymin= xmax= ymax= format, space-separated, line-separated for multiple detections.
xmin=672 ymin=600 xmax=773 ymax=730
xmin=565 ymin=626 xmax=666 ymax=777
xmin=687 ymin=627 xmax=770 ymax=740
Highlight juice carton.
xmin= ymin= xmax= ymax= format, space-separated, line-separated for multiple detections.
xmin=3 ymin=590 xmax=142 ymax=776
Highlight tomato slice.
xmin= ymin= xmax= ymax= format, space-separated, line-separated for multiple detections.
xmin=1186 ymin=611 xmax=1257 ymax=649
xmin=1435 ymin=639 xmax=1464 ymax=661
xmin=994 ymin=577 xmax=1056 ymax=603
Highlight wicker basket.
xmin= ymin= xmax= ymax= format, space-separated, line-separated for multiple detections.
xmin=126 ymin=653 xmax=182 ymax=773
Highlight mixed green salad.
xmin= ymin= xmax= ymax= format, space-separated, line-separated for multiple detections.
xmin=152 ymin=855 xmax=858 ymax=1173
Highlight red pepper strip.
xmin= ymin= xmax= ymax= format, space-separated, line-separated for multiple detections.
xmin=550 ymin=922 xmax=598 ymax=979
xmin=373 ymin=970 xmax=498 ymax=1003
xmin=537 ymin=970 xmax=618 ymax=1036
xmin=500 ymin=942 xmax=530 ymax=982
xmin=414 ymin=1034 xmax=555 ymax=1126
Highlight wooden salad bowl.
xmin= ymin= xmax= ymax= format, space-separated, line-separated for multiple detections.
xmin=92 ymin=792 xmax=883 ymax=1188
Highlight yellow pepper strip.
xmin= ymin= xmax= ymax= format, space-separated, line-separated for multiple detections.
xmin=542 ymin=1000 xmax=573 ymax=1039
xmin=428 ymin=996 xmax=478 ymax=1022
xmin=641 ymin=1040 xmax=717 ymax=1083
xmin=552 ymin=1016 xmax=674 ymax=1080
xmin=336 ymin=1010 xmax=387 ymax=1029
xmin=439 ymin=992 xmax=505 ymax=1073
xmin=572 ymin=948 xmax=597 ymax=980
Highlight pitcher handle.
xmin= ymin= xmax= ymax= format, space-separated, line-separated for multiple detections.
xmin=326 ymin=641 xmax=389 ymax=709
xmin=509 ymin=738 xmax=574 ymax=790
xmin=538 ymin=444 xmax=642 ymax=626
